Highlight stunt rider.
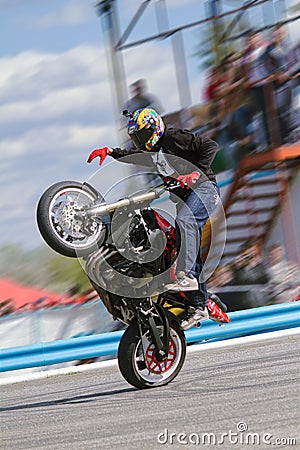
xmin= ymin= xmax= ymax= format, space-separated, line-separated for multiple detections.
xmin=87 ymin=108 xmax=220 ymax=329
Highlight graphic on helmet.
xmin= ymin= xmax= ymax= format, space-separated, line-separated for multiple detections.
xmin=127 ymin=108 xmax=165 ymax=151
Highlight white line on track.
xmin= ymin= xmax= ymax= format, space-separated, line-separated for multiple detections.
xmin=186 ymin=327 xmax=300 ymax=353
xmin=0 ymin=328 xmax=299 ymax=386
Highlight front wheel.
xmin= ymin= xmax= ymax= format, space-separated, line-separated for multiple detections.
xmin=118 ymin=321 xmax=186 ymax=389
xmin=36 ymin=181 xmax=107 ymax=257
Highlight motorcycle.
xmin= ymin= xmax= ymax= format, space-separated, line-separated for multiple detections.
xmin=37 ymin=178 xmax=229 ymax=389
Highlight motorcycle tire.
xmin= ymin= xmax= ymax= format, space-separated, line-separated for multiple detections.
xmin=36 ymin=181 xmax=107 ymax=258
xmin=118 ymin=320 xmax=186 ymax=389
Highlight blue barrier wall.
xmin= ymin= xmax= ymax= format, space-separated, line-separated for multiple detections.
xmin=0 ymin=302 xmax=299 ymax=373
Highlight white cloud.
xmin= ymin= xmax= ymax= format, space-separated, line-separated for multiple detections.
xmin=0 ymin=36 xmax=199 ymax=247
xmin=0 ymin=45 xmax=107 ymax=102
xmin=0 ymin=123 xmax=116 ymax=158
xmin=1 ymin=42 xmax=184 ymax=137
xmin=1 ymin=83 xmax=111 ymax=128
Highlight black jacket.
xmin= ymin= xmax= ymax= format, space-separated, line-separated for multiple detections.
xmin=112 ymin=128 xmax=219 ymax=184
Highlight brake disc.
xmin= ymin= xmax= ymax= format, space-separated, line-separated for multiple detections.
xmin=55 ymin=201 xmax=85 ymax=238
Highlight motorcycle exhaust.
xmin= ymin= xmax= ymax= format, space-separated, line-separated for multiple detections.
xmin=84 ymin=190 xmax=159 ymax=218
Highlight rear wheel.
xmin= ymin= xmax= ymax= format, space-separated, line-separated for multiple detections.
xmin=118 ymin=321 xmax=186 ymax=389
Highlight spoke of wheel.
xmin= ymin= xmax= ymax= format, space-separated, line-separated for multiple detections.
xmin=66 ymin=194 xmax=75 ymax=202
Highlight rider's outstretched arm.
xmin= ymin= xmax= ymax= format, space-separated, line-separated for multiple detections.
xmin=87 ymin=146 xmax=154 ymax=167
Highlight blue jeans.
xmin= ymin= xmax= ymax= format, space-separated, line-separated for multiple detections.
xmin=175 ymin=181 xmax=220 ymax=307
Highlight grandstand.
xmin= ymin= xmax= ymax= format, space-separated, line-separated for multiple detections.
xmin=96 ymin=0 xmax=300 ymax=266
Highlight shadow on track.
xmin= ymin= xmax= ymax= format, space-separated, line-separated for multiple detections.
xmin=0 ymin=386 xmax=136 ymax=412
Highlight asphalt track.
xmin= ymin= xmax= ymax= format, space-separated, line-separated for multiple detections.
xmin=1 ymin=333 xmax=299 ymax=450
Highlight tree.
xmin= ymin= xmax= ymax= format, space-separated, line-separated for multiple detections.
xmin=0 ymin=244 xmax=92 ymax=294
xmin=195 ymin=10 xmax=249 ymax=70
xmin=45 ymin=254 xmax=91 ymax=294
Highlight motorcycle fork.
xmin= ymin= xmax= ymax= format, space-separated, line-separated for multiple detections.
xmin=137 ymin=302 xmax=170 ymax=362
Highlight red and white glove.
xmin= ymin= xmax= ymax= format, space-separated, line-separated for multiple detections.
xmin=177 ymin=171 xmax=201 ymax=188
xmin=87 ymin=147 xmax=113 ymax=166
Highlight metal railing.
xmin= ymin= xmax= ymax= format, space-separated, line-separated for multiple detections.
xmin=0 ymin=302 xmax=299 ymax=373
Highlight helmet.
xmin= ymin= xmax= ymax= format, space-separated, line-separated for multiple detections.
xmin=127 ymin=108 xmax=165 ymax=151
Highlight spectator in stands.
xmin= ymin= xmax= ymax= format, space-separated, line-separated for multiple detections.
xmin=123 ymin=78 xmax=163 ymax=115
xmin=290 ymin=41 xmax=300 ymax=85
xmin=0 ymin=298 xmax=14 ymax=316
xmin=74 ymin=287 xmax=99 ymax=305
xmin=208 ymin=263 xmax=234 ymax=290
xmin=59 ymin=284 xmax=82 ymax=306
xmin=30 ymin=297 xmax=49 ymax=311
xmin=267 ymin=243 xmax=300 ymax=303
xmin=231 ymin=240 xmax=272 ymax=307
xmin=233 ymin=240 xmax=269 ymax=284
xmin=207 ymin=54 xmax=256 ymax=168
xmin=123 ymin=79 xmax=164 ymax=157
xmin=204 ymin=65 xmax=226 ymax=103
xmin=241 ymin=30 xmax=274 ymax=148
xmin=264 ymin=25 xmax=298 ymax=143
xmin=14 ymin=303 xmax=31 ymax=314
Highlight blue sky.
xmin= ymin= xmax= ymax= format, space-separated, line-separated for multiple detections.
xmin=1 ymin=0 xmax=299 ymax=250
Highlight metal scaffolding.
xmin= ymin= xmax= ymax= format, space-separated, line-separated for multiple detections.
xmin=95 ymin=0 xmax=300 ymax=263
xmin=95 ymin=0 xmax=296 ymax=137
